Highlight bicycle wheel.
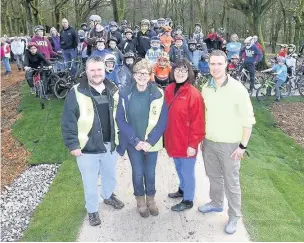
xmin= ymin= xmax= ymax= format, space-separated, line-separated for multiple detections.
xmin=254 ymin=76 xmax=263 ymax=90
xmin=280 ymin=82 xmax=291 ymax=98
xmin=53 ymin=78 xmax=70 ymax=99
xmin=298 ymin=82 xmax=304 ymax=97
xmin=256 ymin=83 xmax=269 ymax=101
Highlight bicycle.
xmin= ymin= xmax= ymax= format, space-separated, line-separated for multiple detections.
xmin=256 ymin=73 xmax=291 ymax=101
xmin=28 ymin=67 xmax=51 ymax=109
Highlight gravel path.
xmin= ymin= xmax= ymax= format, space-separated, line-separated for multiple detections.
xmin=0 ymin=164 xmax=60 ymax=242
xmin=77 ymin=150 xmax=250 ymax=242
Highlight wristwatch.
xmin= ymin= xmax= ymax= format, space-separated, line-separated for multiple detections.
xmin=239 ymin=143 xmax=247 ymax=149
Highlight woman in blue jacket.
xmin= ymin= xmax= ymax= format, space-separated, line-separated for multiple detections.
xmin=116 ymin=59 xmax=168 ymax=218
xmin=226 ymin=34 xmax=241 ymax=61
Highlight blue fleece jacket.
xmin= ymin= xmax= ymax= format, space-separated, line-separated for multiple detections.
xmin=226 ymin=41 xmax=241 ymax=60
xmin=91 ymin=49 xmax=109 ymax=57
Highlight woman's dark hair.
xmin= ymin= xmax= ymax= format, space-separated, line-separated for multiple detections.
xmin=170 ymin=59 xmax=195 ymax=83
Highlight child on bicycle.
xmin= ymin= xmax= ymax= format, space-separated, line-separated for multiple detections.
xmin=261 ymin=56 xmax=287 ymax=102
xmin=24 ymin=42 xmax=51 ymax=98
xmin=152 ymin=52 xmax=171 ymax=88
xmin=227 ymin=54 xmax=240 ymax=71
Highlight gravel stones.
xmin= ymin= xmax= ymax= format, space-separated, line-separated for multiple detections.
xmin=1 ymin=164 xmax=60 ymax=242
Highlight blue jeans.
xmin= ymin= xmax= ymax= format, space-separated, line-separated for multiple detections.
xmin=14 ymin=54 xmax=24 ymax=69
xmin=127 ymin=146 xmax=158 ymax=196
xmin=76 ymin=144 xmax=118 ymax=213
xmin=275 ymin=78 xmax=286 ymax=100
xmin=173 ymin=157 xmax=196 ymax=201
xmin=62 ymin=48 xmax=77 ymax=77
xmin=2 ymin=57 xmax=11 ymax=72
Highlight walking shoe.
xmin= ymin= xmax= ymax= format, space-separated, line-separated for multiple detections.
xmin=275 ymin=98 xmax=280 ymax=102
xmin=224 ymin=218 xmax=239 ymax=234
xmin=30 ymin=88 xmax=36 ymax=95
xmin=135 ymin=196 xmax=149 ymax=218
xmin=146 ymin=196 xmax=159 ymax=216
xmin=88 ymin=212 xmax=101 ymax=226
xmin=104 ymin=193 xmax=125 ymax=209
xmin=171 ymin=200 xmax=193 ymax=212
xmin=168 ymin=187 xmax=183 ymax=198
xmin=198 ymin=201 xmax=223 ymax=213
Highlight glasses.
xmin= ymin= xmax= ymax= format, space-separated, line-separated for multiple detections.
xmin=175 ymin=68 xmax=188 ymax=74
xmin=135 ymin=72 xmax=150 ymax=77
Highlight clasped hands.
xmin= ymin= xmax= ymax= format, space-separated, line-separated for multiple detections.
xmin=135 ymin=141 xmax=152 ymax=152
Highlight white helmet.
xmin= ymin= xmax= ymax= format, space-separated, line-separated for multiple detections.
xmin=104 ymin=54 xmax=116 ymax=73
xmin=244 ymin=36 xmax=253 ymax=49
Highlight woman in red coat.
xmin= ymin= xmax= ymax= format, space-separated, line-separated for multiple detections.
xmin=164 ymin=59 xmax=205 ymax=211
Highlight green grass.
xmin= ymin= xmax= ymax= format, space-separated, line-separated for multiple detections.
xmin=241 ymin=98 xmax=304 ymax=241
xmin=14 ymin=82 xmax=86 ymax=241
xmin=13 ymin=82 xmax=304 ymax=241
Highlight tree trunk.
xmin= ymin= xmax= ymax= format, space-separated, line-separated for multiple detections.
xmin=203 ymin=0 xmax=208 ymax=32
xmin=24 ymin=0 xmax=33 ymax=35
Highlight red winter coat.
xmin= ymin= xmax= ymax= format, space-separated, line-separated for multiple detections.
xmin=164 ymin=82 xmax=205 ymax=158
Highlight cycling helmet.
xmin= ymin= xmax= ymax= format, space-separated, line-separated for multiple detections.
xmin=124 ymin=51 xmax=136 ymax=59
xmin=124 ymin=28 xmax=133 ymax=34
xmin=109 ymin=21 xmax=118 ymax=27
xmin=78 ymin=30 xmax=85 ymax=39
xmin=88 ymin=15 xmax=101 ymax=23
xmin=218 ymin=27 xmax=225 ymax=35
xmin=104 ymin=54 xmax=117 ymax=73
xmin=291 ymin=53 xmax=298 ymax=58
xmin=231 ymin=54 xmax=240 ymax=59
xmin=28 ymin=42 xmax=38 ymax=48
xmin=96 ymin=38 xmax=105 ymax=44
xmin=165 ymin=18 xmax=172 ymax=27
xmin=121 ymin=19 xmax=128 ymax=25
xmin=134 ymin=25 xmax=140 ymax=29
xmin=277 ymin=56 xmax=285 ymax=63
xmin=157 ymin=18 xmax=166 ymax=26
xmin=151 ymin=20 xmax=157 ymax=25
xmin=175 ymin=35 xmax=184 ymax=41
xmin=108 ymin=36 xmax=118 ymax=43
xmin=162 ymin=26 xmax=172 ymax=32
xmin=244 ymin=36 xmax=252 ymax=44
xmin=151 ymin=36 xmax=160 ymax=43
xmin=195 ymin=23 xmax=201 ymax=28
xmin=34 ymin=25 xmax=44 ymax=33
xmin=80 ymin=23 xmax=87 ymax=28
xmin=141 ymin=19 xmax=150 ymax=26
xmin=157 ymin=52 xmax=170 ymax=66
xmin=252 ymin=35 xmax=258 ymax=42
xmin=175 ymin=25 xmax=183 ymax=31
xmin=288 ymin=44 xmax=296 ymax=49
xmin=188 ymin=39 xmax=197 ymax=45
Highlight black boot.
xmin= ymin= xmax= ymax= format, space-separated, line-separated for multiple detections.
xmin=171 ymin=200 xmax=193 ymax=212
xmin=88 ymin=212 xmax=101 ymax=226
xmin=168 ymin=187 xmax=183 ymax=198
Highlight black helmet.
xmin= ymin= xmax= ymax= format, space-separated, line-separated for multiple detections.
xmin=108 ymin=36 xmax=118 ymax=43
xmin=34 ymin=25 xmax=44 ymax=33
xmin=188 ymin=39 xmax=197 ymax=45
xmin=80 ymin=23 xmax=87 ymax=28
xmin=175 ymin=25 xmax=183 ymax=31
xmin=109 ymin=21 xmax=118 ymax=27
xmin=195 ymin=22 xmax=201 ymax=28
xmin=124 ymin=51 xmax=136 ymax=59
xmin=96 ymin=38 xmax=105 ymax=44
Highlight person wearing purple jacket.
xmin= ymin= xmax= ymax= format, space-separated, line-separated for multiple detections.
xmin=48 ymin=27 xmax=64 ymax=71
xmin=31 ymin=25 xmax=57 ymax=60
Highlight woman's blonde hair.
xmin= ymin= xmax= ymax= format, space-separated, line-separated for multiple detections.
xmin=133 ymin=59 xmax=152 ymax=73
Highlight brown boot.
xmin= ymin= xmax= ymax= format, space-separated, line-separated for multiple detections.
xmin=146 ymin=196 xmax=159 ymax=216
xmin=135 ymin=196 xmax=149 ymax=218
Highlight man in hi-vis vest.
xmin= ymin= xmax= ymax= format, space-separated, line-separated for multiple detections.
xmin=62 ymin=56 xmax=124 ymax=227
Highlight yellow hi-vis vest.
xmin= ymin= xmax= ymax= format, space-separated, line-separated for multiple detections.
xmin=74 ymin=83 xmax=119 ymax=149
xmin=122 ymin=87 xmax=164 ymax=152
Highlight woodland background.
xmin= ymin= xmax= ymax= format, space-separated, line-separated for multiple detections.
xmin=1 ymin=0 xmax=304 ymax=53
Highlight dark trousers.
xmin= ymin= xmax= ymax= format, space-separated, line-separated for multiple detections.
xmin=25 ymin=70 xmax=47 ymax=90
xmin=127 ymin=145 xmax=158 ymax=196
xmin=242 ymin=63 xmax=255 ymax=90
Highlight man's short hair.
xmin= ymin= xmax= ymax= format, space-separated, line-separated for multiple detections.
xmin=86 ymin=56 xmax=105 ymax=69
xmin=208 ymin=50 xmax=227 ymax=62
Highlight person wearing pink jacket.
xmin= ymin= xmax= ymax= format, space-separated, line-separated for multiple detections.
xmin=1 ymin=37 xmax=12 ymax=75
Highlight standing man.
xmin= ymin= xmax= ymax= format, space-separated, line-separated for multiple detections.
xmin=199 ymin=50 xmax=256 ymax=234
xmin=61 ymin=56 xmax=124 ymax=227
xmin=11 ymin=37 xmax=25 ymax=71
xmin=60 ymin=18 xmax=78 ymax=77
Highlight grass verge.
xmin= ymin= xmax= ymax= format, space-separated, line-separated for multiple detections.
xmin=14 ymin=82 xmax=303 ymax=241
xmin=241 ymin=97 xmax=304 ymax=241
xmin=13 ymin=83 xmax=86 ymax=241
